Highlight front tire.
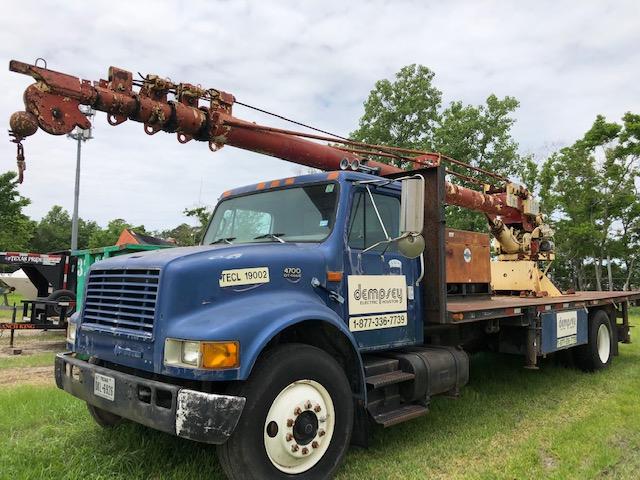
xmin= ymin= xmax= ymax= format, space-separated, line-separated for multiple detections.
xmin=86 ymin=403 xmax=123 ymax=428
xmin=217 ymin=344 xmax=353 ymax=480
xmin=574 ymin=309 xmax=613 ymax=371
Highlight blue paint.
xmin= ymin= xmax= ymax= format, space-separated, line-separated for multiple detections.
xmin=73 ymin=172 xmax=422 ymax=391
xmin=540 ymin=309 xmax=588 ymax=354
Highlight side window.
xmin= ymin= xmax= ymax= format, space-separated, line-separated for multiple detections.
xmin=348 ymin=190 xmax=400 ymax=251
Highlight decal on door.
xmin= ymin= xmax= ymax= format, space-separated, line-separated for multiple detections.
xmin=347 ymin=275 xmax=407 ymax=315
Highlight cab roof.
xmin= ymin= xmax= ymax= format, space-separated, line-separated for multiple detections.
xmin=220 ymin=170 xmax=400 ymax=200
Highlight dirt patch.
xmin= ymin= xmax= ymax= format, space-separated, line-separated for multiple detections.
xmin=0 ymin=340 xmax=66 ymax=358
xmin=540 ymin=449 xmax=558 ymax=471
xmin=0 ymin=365 xmax=54 ymax=386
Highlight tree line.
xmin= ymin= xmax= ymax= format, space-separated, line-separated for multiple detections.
xmin=0 ymin=173 xmax=206 ymax=253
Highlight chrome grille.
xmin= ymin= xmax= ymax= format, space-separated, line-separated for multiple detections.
xmin=83 ymin=268 xmax=160 ymax=336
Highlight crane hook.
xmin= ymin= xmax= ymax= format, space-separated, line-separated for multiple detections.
xmin=9 ymin=131 xmax=26 ymax=184
xmin=16 ymin=141 xmax=25 ymax=184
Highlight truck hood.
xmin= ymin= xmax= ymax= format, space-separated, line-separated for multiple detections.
xmin=86 ymin=242 xmax=329 ymax=319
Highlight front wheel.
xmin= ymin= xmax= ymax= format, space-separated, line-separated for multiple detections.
xmin=86 ymin=403 xmax=123 ymax=428
xmin=217 ymin=344 xmax=354 ymax=480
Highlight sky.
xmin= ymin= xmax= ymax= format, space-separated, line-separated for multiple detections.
xmin=1 ymin=0 xmax=638 ymax=230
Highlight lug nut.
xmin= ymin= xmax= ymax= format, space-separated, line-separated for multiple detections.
xmin=318 ymin=429 xmax=325 ymax=437
xmin=312 ymin=441 xmax=319 ymax=449
xmin=301 ymin=447 xmax=309 ymax=455
xmin=305 ymin=400 xmax=312 ymax=409
xmin=286 ymin=433 xmax=293 ymax=442
xmin=294 ymin=407 xmax=302 ymax=415
xmin=314 ymin=405 xmax=321 ymax=412
xmin=291 ymin=444 xmax=299 ymax=452
xmin=286 ymin=418 xmax=294 ymax=427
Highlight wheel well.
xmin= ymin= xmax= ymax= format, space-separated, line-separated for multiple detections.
xmin=261 ymin=320 xmax=363 ymax=398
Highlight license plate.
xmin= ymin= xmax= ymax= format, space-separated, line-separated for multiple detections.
xmin=94 ymin=373 xmax=115 ymax=401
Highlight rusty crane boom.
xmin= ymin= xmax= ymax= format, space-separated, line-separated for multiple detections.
xmin=7 ymin=60 xmax=553 ymax=278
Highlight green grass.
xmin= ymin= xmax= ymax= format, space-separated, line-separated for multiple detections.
xmin=0 ymin=292 xmax=24 ymax=319
xmin=0 ymin=351 xmax=56 ymax=369
xmin=1 ymin=311 xmax=639 ymax=479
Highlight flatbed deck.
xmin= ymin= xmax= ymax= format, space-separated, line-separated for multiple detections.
xmin=445 ymin=290 xmax=640 ymax=323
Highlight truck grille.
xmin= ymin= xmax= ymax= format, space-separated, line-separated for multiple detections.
xmin=83 ymin=268 xmax=160 ymax=336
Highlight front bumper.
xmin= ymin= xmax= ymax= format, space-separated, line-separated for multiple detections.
xmin=55 ymin=352 xmax=245 ymax=444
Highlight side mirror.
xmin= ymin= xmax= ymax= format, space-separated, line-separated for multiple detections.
xmin=398 ymin=177 xmax=425 ymax=258
xmin=400 ymin=177 xmax=424 ymax=233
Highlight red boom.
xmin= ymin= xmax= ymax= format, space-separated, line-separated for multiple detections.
xmin=7 ymin=60 xmax=527 ymax=223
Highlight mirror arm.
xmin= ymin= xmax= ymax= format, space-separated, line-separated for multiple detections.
xmin=416 ymin=252 xmax=425 ymax=285
xmin=361 ymin=232 xmax=411 ymax=254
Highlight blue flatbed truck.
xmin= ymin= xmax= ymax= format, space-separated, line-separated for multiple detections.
xmin=56 ymin=170 xmax=639 ymax=480
xmin=7 ymin=60 xmax=639 ymax=480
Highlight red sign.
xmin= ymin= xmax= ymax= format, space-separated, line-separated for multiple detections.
xmin=0 ymin=323 xmax=36 ymax=330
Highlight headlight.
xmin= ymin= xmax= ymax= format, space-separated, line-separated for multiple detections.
xmin=164 ymin=339 xmax=239 ymax=369
xmin=66 ymin=322 xmax=77 ymax=344
xmin=181 ymin=341 xmax=201 ymax=366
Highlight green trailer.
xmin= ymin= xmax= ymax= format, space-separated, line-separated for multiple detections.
xmin=73 ymin=243 xmax=172 ymax=310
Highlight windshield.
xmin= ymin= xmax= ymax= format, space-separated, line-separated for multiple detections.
xmin=203 ymin=182 xmax=339 ymax=245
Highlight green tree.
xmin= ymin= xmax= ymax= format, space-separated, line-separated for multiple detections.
xmin=351 ymin=65 xmax=526 ymax=230
xmin=351 ymin=64 xmax=442 ymax=153
xmin=0 ymin=171 xmax=34 ymax=251
xmin=30 ymin=205 xmax=72 ymax=252
xmin=29 ymin=205 xmax=99 ymax=252
xmin=184 ymin=206 xmax=213 ymax=243
xmin=540 ymin=113 xmax=640 ymax=290
xmin=156 ymin=223 xmax=199 ymax=246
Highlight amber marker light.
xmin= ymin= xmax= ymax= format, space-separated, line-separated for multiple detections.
xmin=201 ymin=341 xmax=240 ymax=369
xmin=327 ymin=271 xmax=343 ymax=282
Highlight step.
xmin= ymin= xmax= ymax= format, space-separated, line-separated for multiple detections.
xmin=372 ymin=404 xmax=429 ymax=428
xmin=365 ymin=370 xmax=415 ymax=389
xmin=363 ymin=356 xmax=400 ymax=377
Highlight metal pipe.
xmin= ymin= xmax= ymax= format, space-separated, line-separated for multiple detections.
xmin=71 ymin=136 xmax=81 ymax=251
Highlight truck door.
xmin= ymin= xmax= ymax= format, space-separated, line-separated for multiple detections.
xmin=344 ymin=186 xmax=422 ymax=351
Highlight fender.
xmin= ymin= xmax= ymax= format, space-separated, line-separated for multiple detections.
xmin=161 ymin=290 xmax=366 ymax=396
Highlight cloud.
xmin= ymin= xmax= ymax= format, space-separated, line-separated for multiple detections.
xmin=1 ymin=0 xmax=638 ymax=230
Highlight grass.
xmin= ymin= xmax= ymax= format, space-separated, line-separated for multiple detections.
xmin=0 ymin=292 xmax=24 ymax=319
xmin=0 ymin=351 xmax=56 ymax=369
xmin=1 ymin=310 xmax=639 ymax=479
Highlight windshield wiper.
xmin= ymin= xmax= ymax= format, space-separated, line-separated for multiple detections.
xmin=253 ymin=233 xmax=287 ymax=243
xmin=210 ymin=237 xmax=236 ymax=245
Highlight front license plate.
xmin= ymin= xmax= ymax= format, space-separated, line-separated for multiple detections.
xmin=94 ymin=373 xmax=115 ymax=401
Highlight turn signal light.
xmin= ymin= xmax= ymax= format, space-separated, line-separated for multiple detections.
xmin=201 ymin=341 xmax=240 ymax=369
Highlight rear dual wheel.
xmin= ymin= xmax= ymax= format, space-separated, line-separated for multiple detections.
xmin=574 ymin=309 xmax=614 ymax=371
xmin=217 ymin=344 xmax=353 ymax=479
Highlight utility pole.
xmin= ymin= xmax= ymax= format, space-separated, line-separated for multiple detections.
xmin=67 ymin=106 xmax=94 ymax=251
